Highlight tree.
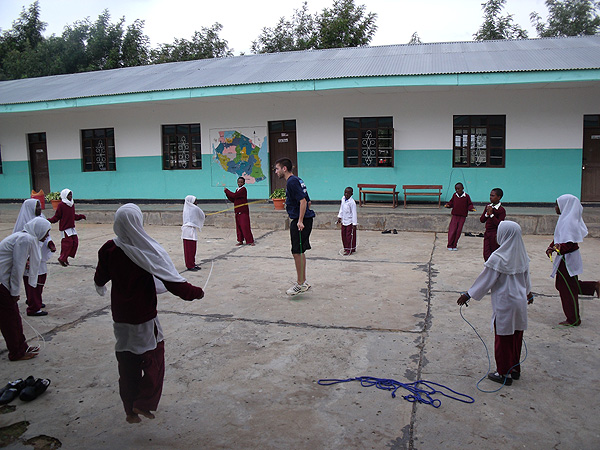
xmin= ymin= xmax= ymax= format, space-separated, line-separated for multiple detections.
xmin=122 ymin=20 xmax=150 ymax=67
xmin=150 ymin=23 xmax=232 ymax=63
xmin=314 ymin=0 xmax=377 ymax=49
xmin=530 ymin=0 xmax=600 ymax=37
xmin=251 ymin=0 xmax=377 ymax=53
xmin=474 ymin=0 xmax=528 ymax=40
xmin=251 ymin=2 xmax=316 ymax=53
xmin=408 ymin=32 xmax=422 ymax=44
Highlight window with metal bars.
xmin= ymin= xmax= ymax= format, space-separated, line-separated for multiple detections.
xmin=344 ymin=117 xmax=394 ymax=167
xmin=162 ymin=124 xmax=202 ymax=170
xmin=81 ymin=128 xmax=116 ymax=172
xmin=453 ymin=115 xmax=505 ymax=168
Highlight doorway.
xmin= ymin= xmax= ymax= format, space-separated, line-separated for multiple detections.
xmin=582 ymin=116 xmax=600 ymax=202
xmin=268 ymin=120 xmax=297 ymax=192
xmin=28 ymin=132 xmax=50 ymax=194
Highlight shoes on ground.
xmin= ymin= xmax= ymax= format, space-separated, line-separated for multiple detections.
xmin=20 ymin=378 xmax=51 ymax=402
xmin=452 ymin=248 xmax=458 ymax=251
xmin=510 ymin=372 xmax=520 ymax=380
xmin=487 ymin=372 xmax=512 ymax=386
xmin=393 ymin=229 xmax=398 ymax=234
xmin=41 ymin=303 xmax=46 ymax=308
xmin=236 ymin=242 xmax=243 ymax=246
xmin=27 ymin=310 xmax=48 ymax=317
xmin=58 ymin=259 xmax=68 ymax=267
xmin=187 ymin=266 xmax=201 ymax=272
xmin=0 ymin=376 xmax=35 ymax=405
xmin=381 ymin=230 xmax=391 ymax=234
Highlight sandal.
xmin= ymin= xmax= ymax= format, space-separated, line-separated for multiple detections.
xmin=26 ymin=345 xmax=40 ymax=353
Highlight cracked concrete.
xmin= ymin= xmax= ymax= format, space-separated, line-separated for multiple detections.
xmin=0 ymin=213 xmax=599 ymax=449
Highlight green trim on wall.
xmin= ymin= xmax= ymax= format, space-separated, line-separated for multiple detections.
xmin=1 ymin=69 xmax=598 ymax=113
xmin=0 ymin=160 xmax=32 ymax=198
xmin=0 ymin=148 xmax=583 ymax=203
xmin=297 ymin=148 xmax=582 ymax=203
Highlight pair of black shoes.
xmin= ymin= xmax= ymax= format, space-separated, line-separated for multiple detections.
xmin=381 ymin=229 xmax=398 ymax=234
xmin=187 ymin=265 xmax=201 ymax=272
xmin=0 ymin=376 xmax=50 ymax=404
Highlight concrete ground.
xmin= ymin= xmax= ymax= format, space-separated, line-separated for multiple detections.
xmin=0 ymin=205 xmax=599 ymax=449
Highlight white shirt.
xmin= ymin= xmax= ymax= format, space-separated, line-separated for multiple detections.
xmin=468 ymin=267 xmax=530 ymax=335
xmin=0 ymin=232 xmax=39 ymax=296
xmin=338 ymin=196 xmax=357 ymax=226
xmin=113 ymin=317 xmax=164 ymax=354
xmin=485 ymin=202 xmax=501 ymax=218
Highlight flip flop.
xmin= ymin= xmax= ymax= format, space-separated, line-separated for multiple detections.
xmin=26 ymin=345 xmax=40 ymax=353
xmin=19 ymin=378 xmax=51 ymax=402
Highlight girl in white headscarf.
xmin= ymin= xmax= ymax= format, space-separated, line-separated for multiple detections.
xmin=181 ymin=195 xmax=205 ymax=271
xmin=47 ymin=189 xmax=86 ymax=266
xmin=13 ymin=199 xmax=56 ymax=316
xmin=458 ymin=221 xmax=533 ymax=385
xmin=546 ymin=194 xmax=599 ymax=326
xmin=94 ymin=203 xmax=204 ymax=424
xmin=0 ymin=216 xmax=51 ymax=361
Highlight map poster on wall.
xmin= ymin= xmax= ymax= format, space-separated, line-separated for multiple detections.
xmin=210 ymin=127 xmax=268 ymax=187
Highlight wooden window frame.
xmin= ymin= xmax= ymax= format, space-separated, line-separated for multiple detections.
xmin=81 ymin=128 xmax=116 ymax=172
xmin=453 ymin=115 xmax=505 ymax=168
xmin=344 ymin=117 xmax=394 ymax=168
xmin=162 ymin=124 xmax=202 ymax=170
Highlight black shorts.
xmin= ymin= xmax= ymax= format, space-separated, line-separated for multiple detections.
xmin=290 ymin=217 xmax=313 ymax=254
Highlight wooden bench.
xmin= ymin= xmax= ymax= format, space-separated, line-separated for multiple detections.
xmin=357 ymin=184 xmax=398 ymax=208
xmin=402 ymin=185 xmax=443 ymax=208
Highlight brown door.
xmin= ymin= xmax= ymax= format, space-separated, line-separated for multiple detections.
xmin=28 ymin=133 xmax=50 ymax=193
xmin=269 ymin=120 xmax=297 ymax=192
xmin=582 ymin=123 xmax=600 ymax=202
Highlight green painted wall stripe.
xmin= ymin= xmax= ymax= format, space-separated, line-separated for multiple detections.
xmin=1 ymin=69 xmax=598 ymax=113
xmin=0 ymin=148 xmax=582 ymax=203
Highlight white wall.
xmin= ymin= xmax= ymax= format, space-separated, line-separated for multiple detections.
xmin=1 ymin=83 xmax=598 ymax=163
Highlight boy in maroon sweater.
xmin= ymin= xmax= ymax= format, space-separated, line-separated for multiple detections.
xmin=48 ymin=189 xmax=85 ymax=266
xmin=445 ymin=182 xmax=476 ymax=250
xmin=224 ymin=177 xmax=254 ymax=245
xmin=94 ymin=203 xmax=204 ymax=424
xmin=480 ymin=188 xmax=506 ymax=261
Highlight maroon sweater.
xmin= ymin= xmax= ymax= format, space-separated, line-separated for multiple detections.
xmin=446 ymin=193 xmax=474 ymax=217
xmin=224 ymin=187 xmax=250 ymax=214
xmin=480 ymin=205 xmax=506 ymax=235
xmin=94 ymin=240 xmax=204 ymax=324
xmin=548 ymin=241 xmax=579 ymax=255
xmin=48 ymin=202 xmax=85 ymax=231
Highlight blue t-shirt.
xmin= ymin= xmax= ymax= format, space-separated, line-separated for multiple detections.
xmin=285 ymin=175 xmax=316 ymax=220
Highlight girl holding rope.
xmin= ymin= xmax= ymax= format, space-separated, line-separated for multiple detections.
xmin=546 ymin=194 xmax=599 ymax=327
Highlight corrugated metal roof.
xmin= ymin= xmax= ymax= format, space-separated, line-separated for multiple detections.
xmin=1 ymin=35 xmax=600 ymax=105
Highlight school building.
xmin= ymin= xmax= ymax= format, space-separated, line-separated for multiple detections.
xmin=0 ymin=35 xmax=599 ymax=204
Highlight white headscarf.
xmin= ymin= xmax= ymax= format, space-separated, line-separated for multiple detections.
xmin=485 ymin=221 xmax=530 ymax=275
xmin=182 ymin=195 xmax=205 ymax=231
xmin=113 ymin=203 xmax=186 ymax=284
xmin=554 ymin=194 xmax=587 ymax=244
xmin=22 ymin=217 xmax=52 ymax=286
xmin=13 ymin=198 xmax=41 ymax=233
xmin=61 ymin=188 xmax=74 ymax=207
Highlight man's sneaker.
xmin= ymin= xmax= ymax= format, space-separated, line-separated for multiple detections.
xmin=287 ymin=283 xmax=303 ymax=296
xmin=286 ymin=282 xmax=311 ymax=296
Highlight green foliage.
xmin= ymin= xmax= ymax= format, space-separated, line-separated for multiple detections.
xmin=474 ymin=0 xmax=528 ymax=40
xmin=530 ymin=0 xmax=600 ymax=37
xmin=252 ymin=2 xmax=316 ymax=53
xmin=0 ymin=2 xmax=232 ymax=80
xmin=45 ymin=192 xmax=61 ymax=201
xmin=150 ymin=23 xmax=232 ymax=63
xmin=269 ymin=188 xmax=287 ymax=199
xmin=251 ymin=0 xmax=377 ymax=53
xmin=408 ymin=32 xmax=422 ymax=44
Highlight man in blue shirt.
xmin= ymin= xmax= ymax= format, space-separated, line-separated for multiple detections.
xmin=274 ymin=158 xmax=316 ymax=296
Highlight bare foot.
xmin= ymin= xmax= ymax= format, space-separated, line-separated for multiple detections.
xmin=126 ymin=414 xmax=141 ymax=424
xmin=133 ymin=408 xmax=155 ymax=419
xmin=15 ymin=352 xmax=38 ymax=361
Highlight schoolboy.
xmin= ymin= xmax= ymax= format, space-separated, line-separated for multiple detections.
xmin=336 ymin=187 xmax=357 ymax=255
xmin=480 ymin=188 xmax=506 ymax=261
xmin=444 ymin=182 xmax=476 ymax=251
xmin=224 ymin=177 xmax=255 ymax=246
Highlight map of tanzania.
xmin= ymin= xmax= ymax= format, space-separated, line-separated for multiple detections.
xmin=211 ymin=128 xmax=267 ymax=184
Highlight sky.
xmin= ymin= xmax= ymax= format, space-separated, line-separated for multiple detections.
xmin=0 ymin=0 xmax=549 ymax=54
